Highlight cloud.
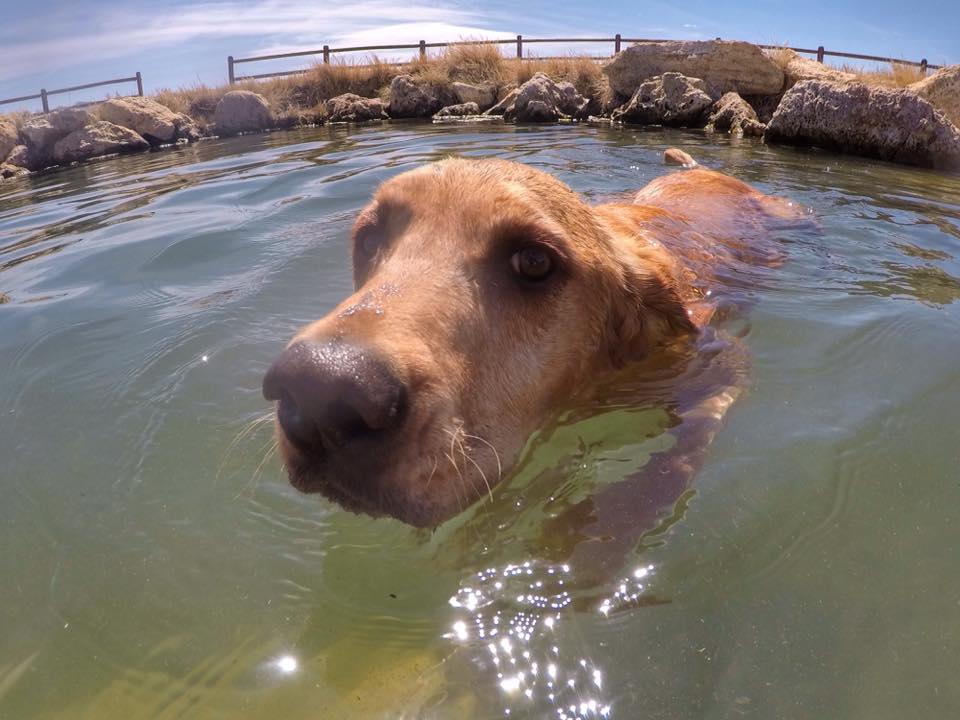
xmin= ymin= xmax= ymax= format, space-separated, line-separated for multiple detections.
xmin=253 ymin=22 xmax=517 ymax=62
xmin=0 ymin=0 xmax=500 ymax=81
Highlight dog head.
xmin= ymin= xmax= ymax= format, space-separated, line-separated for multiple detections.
xmin=262 ymin=159 xmax=694 ymax=526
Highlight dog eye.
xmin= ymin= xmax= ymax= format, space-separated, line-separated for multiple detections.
xmin=358 ymin=232 xmax=380 ymax=257
xmin=510 ymin=246 xmax=553 ymax=282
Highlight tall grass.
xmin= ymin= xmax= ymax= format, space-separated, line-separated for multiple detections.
xmin=765 ymin=46 xmax=928 ymax=89
xmin=842 ymin=62 xmax=927 ymax=88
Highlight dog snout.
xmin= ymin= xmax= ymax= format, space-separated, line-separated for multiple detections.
xmin=262 ymin=341 xmax=406 ymax=452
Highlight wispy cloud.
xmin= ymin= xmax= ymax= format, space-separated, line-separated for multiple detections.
xmin=254 ymin=22 xmax=516 ymax=60
xmin=0 ymin=0 xmax=501 ymax=82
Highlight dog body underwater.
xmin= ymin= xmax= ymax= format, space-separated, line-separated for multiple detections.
xmin=262 ymin=153 xmax=807 ymax=529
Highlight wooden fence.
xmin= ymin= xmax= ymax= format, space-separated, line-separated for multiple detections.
xmin=227 ymin=36 xmax=941 ymax=83
xmin=0 ymin=72 xmax=144 ymax=113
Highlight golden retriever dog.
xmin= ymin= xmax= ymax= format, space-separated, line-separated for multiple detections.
xmin=262 ymin=151 xmax=806 ymax=543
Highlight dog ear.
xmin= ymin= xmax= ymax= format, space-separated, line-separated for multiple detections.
xmin=606 ymin=262 xmax=697 ymax=366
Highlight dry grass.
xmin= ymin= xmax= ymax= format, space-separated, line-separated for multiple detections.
xmin=154 ymin=83 xmax=224 ymax=126
xmin=766 ymin=46 xmax=796 ymax=73
xmin=2 ymin=110 xmax=33 ymax=131
xmin=841 ymin=62 xmax=927 ymax=88
xmin=437 ymin=42 xmax=513 ymax=86
xmin=764 ymin=46 xmax=928 ymax=89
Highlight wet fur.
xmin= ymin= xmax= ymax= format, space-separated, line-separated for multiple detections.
xmin=271 ymin=153 xmax=807 ymax=528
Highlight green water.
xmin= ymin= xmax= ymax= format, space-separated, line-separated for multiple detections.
xmin=1 ymin=124 xmax=959 ymax=719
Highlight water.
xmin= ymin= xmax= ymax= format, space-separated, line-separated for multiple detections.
xmin=1 ymin=124 xmax=959 ymax=719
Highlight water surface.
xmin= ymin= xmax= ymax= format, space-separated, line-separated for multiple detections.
xmin=2 ymin=124 xmax=959 ymax=719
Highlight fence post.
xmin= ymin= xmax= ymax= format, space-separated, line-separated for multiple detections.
xmin=816 ymin=46 xmax=825 ymax=63
xmin=40 ymin=89 xmax=49 ymax=113
xmin=615 ymin=33 xmax=621 ymax=53
xmin=516 ymin=34 xmax=523 ymax=59
xmin=419 ymin=40 xmax=426 ymax=59
xmin=323 ymin=45 xmax=330 ymax=64
xmin=227 ymin=56 xmax=235 ymax=84
xmin=920 ymin=58 xmax=928 ymax=74
xmin=135 ymin=72 xmax=143 ymax=96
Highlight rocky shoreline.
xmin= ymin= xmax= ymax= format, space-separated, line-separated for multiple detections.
xmin=2 ymin=40 xmax=959 ymax=179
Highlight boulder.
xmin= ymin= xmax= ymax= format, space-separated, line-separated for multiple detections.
xmin=19 ymin=118 xmax=62 ymax=152
xmin=325 ymin=94 xmax=388 ymax=123
xmin=605 ymin=40 xmax=784 ymax=99
xmin=5 ymin=144 xmax=32 ymax=169
xmin=433 ymin=102 xmax=481 ymax=119
xmin=503 ymin=73 xmax=589 ymax=122
xmin=214 ymin=90 xmax=272 ymax=135
xmin=910 ymin=65 xmax=960 ymax=129
xmin=0 ymin=118 xmax=17 ymax=161
xmin=19 ymin=107 xmax=95 ymax=159
xmin=452 ymin=81 xmax=497 ymax=111
xmin=705 ymin=92 xmax=765 ymax=136
xmin=48 ymin=107 xmax=95 ymax=134
xmin=483 ymin=88 xmax=520 ymax=116
xmin=1 ymin=163 xmax=29 ymax=179
xmin=611 ymin=73 xmax=713 ymax=126
xmin=99 ymin=96 xmax=198 ymax=144
xmin=741 ymin=93 xmax=783 ymax=124
xmin=51 ymin=121 xmax=149 ymax=164
xmin=387 ymin=75 xmax=451 ymax=118
xmin=765 ymin=79 xmax=960 ymax=170
xmin=777 ymin=49 xmax=856 ymax=90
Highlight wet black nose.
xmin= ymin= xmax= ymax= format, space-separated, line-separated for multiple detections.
xmin=262 ymin=341 xmax=406 ymax=452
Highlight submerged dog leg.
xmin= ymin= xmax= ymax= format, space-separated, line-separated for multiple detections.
xmin=541 ymin=332 xmax=751 ymax=590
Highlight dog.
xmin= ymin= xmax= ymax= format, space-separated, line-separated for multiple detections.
xmin=262 ymin=151 xmax=806 ymax=545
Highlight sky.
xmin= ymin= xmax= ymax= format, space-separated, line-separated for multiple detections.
xmin=1 ymin=0 xmax=957 ymax=111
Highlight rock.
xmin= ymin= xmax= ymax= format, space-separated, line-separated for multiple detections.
xmin=325 ymin=93 xmax=388 ymax=123
xmin=19 ymin=107 xmax=95 ymax=161
xmin=48 ymin=107 xmax=95 ymax=134
xmin=0 ymin=118 xmax=17 ymax=161
xmin=741 ymin=93 xmax=782 ymax=124
xmin=434 ymin=102 xmax=481 ymax=119
xmin=765 ymin=80 xmax=960 ymax=170
xmin=503 ymin=73 xmax=589 ymax=122
xmin=611 ymin=73 xmax=713 ymax=126
xmin=19 ymin=118 xmax=62 ymax=150
xmin=452 ymin=82 xmax=497 ymax=111
xmin=705 ymin=92 xmax=766 ymax=136
xmin=0 ymin=292 xmax=9 ymax=303
xmin=605 ymin=40 xmax=784 ymax=99
xmin=100 ymin=96 xmax=198 ymax=144
xmin=664 ymin=148 xmax=698 ymax=167
xmin=1 ymin=163 xmax=29 ymax=179
xmin=911 ymin=65 xmax=960 ymax=129
xmin=387 ymin=75 xmax=449 ymax=118
xmin=5 ymin=144 xmax=32 ymax=169
xmin=214 ymin=90 xmax=272 ymax=135
xmin=483 ymin=88 xmax=520 ymax=116
xmin=51 ymin=121 xmax=149 ymax=164
xmin=777 ymin=49 xmax=856 ymax=90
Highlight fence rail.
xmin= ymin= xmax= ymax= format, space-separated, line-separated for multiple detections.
xmin=227 ymin=36 xmax=941 ymax=83
xmin=0 ymin=72 xmax=143 ymax=113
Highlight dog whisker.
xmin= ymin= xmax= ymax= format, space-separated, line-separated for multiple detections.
xmin=217 ymin=411 xmax=274 ymax=483
xmin=443 ymin=450 xmax=466 ymax=514
xmin=461 ymin=430 xmax=503 ymax=485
